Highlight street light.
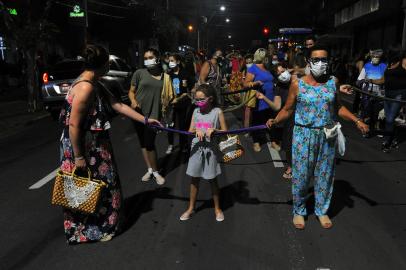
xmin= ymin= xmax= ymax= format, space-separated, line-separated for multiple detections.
xmin=228 ymin=35 xmax=232 ymax=39
xmin=225 ymin=18 xmax=230 ymax=23
xmin=188 ymin=24 xmax=194 ymax=32
xmin=220 ymin=5 xmax=226 ymax=11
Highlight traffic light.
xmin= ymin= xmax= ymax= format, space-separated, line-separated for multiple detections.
xmin=263 ymin=26 xmax=270 ymax=36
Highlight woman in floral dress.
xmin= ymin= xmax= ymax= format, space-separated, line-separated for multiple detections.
xmin=267 ymin=44 xmax=369 ymax=230
xmin=59 ymin=45 xmax=160 ymax=244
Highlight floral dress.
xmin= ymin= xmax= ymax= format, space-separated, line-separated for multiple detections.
xmin=292 ymin=78 xmax=337 ymax=217
xmin=59 ymin=80 xmax=122 ymax=244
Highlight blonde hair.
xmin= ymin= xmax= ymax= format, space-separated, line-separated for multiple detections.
xmin=254 ymin=48 xmax=267 ymax=63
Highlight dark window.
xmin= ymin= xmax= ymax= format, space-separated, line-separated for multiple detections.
xmin=115 ymin=58 xmax=131 ymax=72
xmin=109 ymin=60 xmax=120 ymax=71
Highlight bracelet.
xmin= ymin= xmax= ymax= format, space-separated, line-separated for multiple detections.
xmin=75 ymin=156 xmax=85 ymax=161
xmin=144 ymin=116 xmax=149 ymax=125
xmin=355 ymin=118 xmax=361 ymax=125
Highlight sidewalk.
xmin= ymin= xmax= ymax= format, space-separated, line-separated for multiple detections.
xmin=0 ymin=100 xmax=49 ymax=140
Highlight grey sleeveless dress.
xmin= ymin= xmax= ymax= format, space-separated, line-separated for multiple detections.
xmin=186 ymin=107 xmax=222 ymax=180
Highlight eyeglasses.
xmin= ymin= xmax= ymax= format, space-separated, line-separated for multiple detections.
xmin=308 ymin=57 xmax=329 ymax=64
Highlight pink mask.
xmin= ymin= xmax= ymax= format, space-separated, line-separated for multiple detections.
xmin=195 ymin=99 xmax=209 ymax=110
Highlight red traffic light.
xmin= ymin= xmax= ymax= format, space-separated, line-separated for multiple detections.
xmin=263 ymin=27 xmax=270 ymax=35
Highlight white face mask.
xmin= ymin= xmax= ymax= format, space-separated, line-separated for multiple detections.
xmin=246 ymin=63 xmax=253 ymax=68
xmin=278 ymin=70 xmax=291 ymax=83
xmin=371 ymin=57 xmax=380 ymax=65
xmin=309 ymin=61 xmax=328 ymax=78
xmin=169 ymin=62 xmax=177 ymax=69
xmin=144 ymin=58 xmax=157 ymax=68
xmin=272 ymin=60 xmax=279 ymax=65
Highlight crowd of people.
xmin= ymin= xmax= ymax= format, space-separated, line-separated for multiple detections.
xmin=57 ymin=36 xmax=406 ymax=244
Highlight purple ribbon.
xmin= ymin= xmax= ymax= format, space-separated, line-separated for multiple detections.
xmin=149 ymin=124 xmax=269 ymax=137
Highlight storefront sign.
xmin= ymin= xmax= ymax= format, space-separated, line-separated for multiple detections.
xmin=69 ymin=5 xmax=85 ymax=18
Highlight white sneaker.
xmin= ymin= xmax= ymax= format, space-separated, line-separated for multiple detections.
xmin=153 ymin=172 xmax=165 ymax=185
xmin=141 ymin=171 xmax=152 ymax=182
xmin=165 ymin=145 xmax=174 ymax=155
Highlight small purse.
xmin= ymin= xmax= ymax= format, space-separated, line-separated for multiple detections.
xmin=51 ymin=167 xmax=107 ymax=214
xmin=218 ymin=135 xmax=245 ymax=162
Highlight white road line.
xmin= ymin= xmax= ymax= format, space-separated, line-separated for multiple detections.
xmin=267 ymin=143 xmax=284 ymax=168
xmin=29 ymin=168 xmax=59 ymax=190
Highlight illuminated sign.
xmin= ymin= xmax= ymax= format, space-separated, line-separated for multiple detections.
xmin=7 ymin=8 xmax=18 ymax=16
xmin=69 ymin=5 xmax=85 ymax=18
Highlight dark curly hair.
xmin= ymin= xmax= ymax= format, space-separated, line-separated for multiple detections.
xmin=82 ymin=44 xmax=109 ymax=70
xmin=196 ymin=84 xmax=218 ymax=107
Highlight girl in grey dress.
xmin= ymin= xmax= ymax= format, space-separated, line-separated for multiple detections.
xmin=181 ymin=84 xmax=228 ymax=222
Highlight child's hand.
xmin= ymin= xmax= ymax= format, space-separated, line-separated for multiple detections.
xmin=196 ymin=130 xmax=205 ymax=141
xmin=256 ymin=91 xmax=265 ymax=100
xmin=206 ymin=128 xmax=215 ymax=138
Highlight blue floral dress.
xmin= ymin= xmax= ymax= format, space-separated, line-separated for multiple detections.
xmin=59 ymin=80 xmax=122 ymax=244
xmin=292 ymin=78 xmax=337 ymax=216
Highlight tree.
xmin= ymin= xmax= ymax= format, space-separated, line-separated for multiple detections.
xmin=0 ymin=0 xmax=59 ymax=112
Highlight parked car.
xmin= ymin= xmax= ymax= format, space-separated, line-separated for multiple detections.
xmin=41 ymin=55 xmax=132 ymax=119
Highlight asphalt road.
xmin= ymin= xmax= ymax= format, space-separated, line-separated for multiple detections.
xmin=0 ymin=110 xmax=405 ymax=270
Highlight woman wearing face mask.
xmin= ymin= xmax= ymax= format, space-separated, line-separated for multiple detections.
xmin=165 ymin=53 xmax=195 ymax=154
xmin=59 ymin=45 xmax=161 ymax=244
xmin=241 ymin=54 xmax=256 ymax=131
xmin=356 ymin=49 xmax=387 ymax=137
xmin=129 ymin=48 xmax=174 ymax=185
xmin=267 ymin=44 xmax=369 ymax=230
xmin=382 ymin=46 xmax=406 ymax=153
xmin=275 ymin=63 xmax=294 ymax=179
xmin=199 ymin=49 xmax=223 ymax=102
xmin=244 ymin=48 xmax=276 ymax=152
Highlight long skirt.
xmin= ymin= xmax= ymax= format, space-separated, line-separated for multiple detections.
xmin=60 ymin=129 xmax=122 ymax=244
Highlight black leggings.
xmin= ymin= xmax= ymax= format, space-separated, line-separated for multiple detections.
xmin=133 ymin=109 xmax=157 ymax=151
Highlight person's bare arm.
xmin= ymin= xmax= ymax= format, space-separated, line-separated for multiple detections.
xmin=110 ymin=98 xmax=161 ymax=126
xmin=69 ymin=83 xmax=94 ymax=168
xmin=243 ymin=72 xmax=263 ymax=88
xmin=207 ymin=109 xmax=227 ymax=138
xmin=128 ymin=85 xmax=139 ymax=109
xmin=256 ymin=92 xmax=282 ymax=111
xmin=267 ymin=79 xmax=298 ymax=127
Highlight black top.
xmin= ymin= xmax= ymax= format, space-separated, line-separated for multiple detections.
xmin=168 ymin=68 xmax=194 ymax=96
xmin=384 ymin=65 xmax=406 ymax=92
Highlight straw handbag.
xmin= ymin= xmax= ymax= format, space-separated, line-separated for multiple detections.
xmin=218 ymin=135 xmax=244 ymax=162
xmin=51 ymin=167 xmax=106 ymax=214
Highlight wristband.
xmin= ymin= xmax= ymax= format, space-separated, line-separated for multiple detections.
xmin=144 ymin=116 xmax=149 ymax=125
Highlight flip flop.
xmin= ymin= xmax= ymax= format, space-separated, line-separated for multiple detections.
xmin=179 ymin=211 xmax=194 ymax=221
xmin=215 ymin=212 xmax=225 ymax=222
xmin=318 ymin=215 xmax=333 ymax=229
xmin=293 ymin=215 xmax=305 ymax=230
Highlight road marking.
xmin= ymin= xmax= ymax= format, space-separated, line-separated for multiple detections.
xmin=267 ymin=142 xmax=284 ymax=168
xmin=29 ymin=168 xmax=59 ymax=190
